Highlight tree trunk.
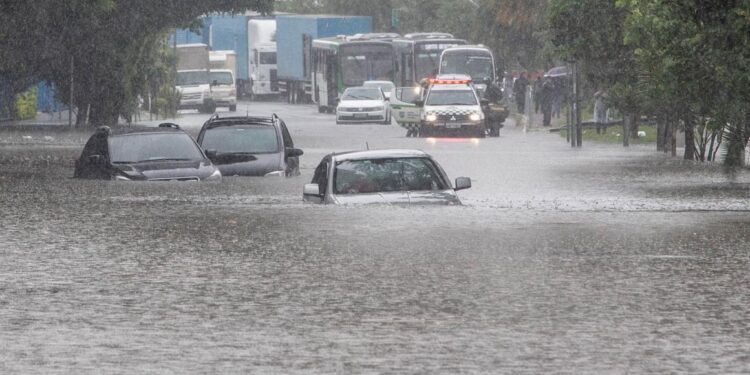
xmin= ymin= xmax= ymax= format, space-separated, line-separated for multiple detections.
xmin=656 ymin=114 xmax=665 ymax=152
xmin=683 ymin=114 xmax=696 ymax=160
xmin=631 ymin=111 xmax=640 ymax=138
xmin=622 ymin=112 xmax=630 ymax=147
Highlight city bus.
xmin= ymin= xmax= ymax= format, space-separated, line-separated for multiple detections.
xmin=392 ymin=33 xmax=466 ymax=87
xmin=312 ymin=33 xmax=398 ymax=113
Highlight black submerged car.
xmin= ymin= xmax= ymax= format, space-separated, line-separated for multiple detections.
xmin=74 ymin=124 xmax=222 ymax=181
xmin=197 ymin=114 xmax=303 ymax=177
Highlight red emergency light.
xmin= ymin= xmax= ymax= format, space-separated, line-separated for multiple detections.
xmin=428 ymin=78 xmax=471 ymax=85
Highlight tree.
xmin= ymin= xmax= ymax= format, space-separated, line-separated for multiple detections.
xmin=0 ymin=0 xmax=273 ymax=126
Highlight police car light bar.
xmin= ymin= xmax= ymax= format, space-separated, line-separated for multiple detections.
xmin=428 ymin=78 xmax=471 ymax=85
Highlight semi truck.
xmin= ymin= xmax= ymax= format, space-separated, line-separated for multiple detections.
xmin=275 ymin=15 xmax=372 ymax=104
xmin=172 ymin=12 xmax=279 ymax=98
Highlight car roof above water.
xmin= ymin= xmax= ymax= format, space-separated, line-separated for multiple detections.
xmin=330 ymin=149 xmax=430 ymax=162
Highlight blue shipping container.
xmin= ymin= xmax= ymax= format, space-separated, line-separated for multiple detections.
xmin=276 ymin=15 xmax=372 ymax=81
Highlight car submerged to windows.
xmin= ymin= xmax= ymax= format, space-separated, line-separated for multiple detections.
xmin=303 ymin=149 xmax=471 ymax=205
xmin=336 ymin=87 xmax=391 ymax=125
xmin=74 ymin=124 xmax=221 ymax=181
xmin=197 ymin=114 xmax=303 ymax=177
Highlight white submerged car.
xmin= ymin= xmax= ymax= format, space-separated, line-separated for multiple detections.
xmin=336 ymin=87 xmax=391 ymax=125
xmin=303 ymin=149 xmax=471 ymax=205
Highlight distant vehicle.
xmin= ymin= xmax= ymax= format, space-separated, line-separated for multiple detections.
xmin=392 ymin=33 xmax=466 ymax=86
xmin=336 ymin=87 xmax=390 ymax=125
xmin=439 ymin=45 xmax=497 ymax=96
xmin=248 ymin=19 xmax=279 ymax=98
xmin=390 ymin=86 xmax=424 ymax=136
xmin=418 ymin=74 xmax=486 ymax=138
xmin=312 ymin=34 xmax=398 ymax=113
xmin=276 ymin=15 xmax=373 ymax=104
xmin=362 ymin=80 xmax=395 ymax=100
xmin=74 ymin=124 xmax=221 ymax=181
xmin=197 ymin=114 xmax=303 ymax=177
xmin=176 ymin=44 xmax=215 ymax=113
xmin=209 ymin=69 xmax=237 ymax=111
xmin=303 ymin=149 xmax=471 ymax=205
xmin=209 ymin=51 xmax=237 ymax=111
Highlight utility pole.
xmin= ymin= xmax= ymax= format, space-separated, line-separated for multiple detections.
xmin=69 ymin=56 xmax=74 ymax=128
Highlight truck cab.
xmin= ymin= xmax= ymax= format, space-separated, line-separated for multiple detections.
xmin=209 ymin=69 xmax=237 ymax=112
xmin=250 ymin=43 xmax=279 ymax=97
xmin=176 ymin=69 xmax=215 ymax=113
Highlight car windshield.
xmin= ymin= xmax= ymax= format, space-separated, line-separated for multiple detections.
xmin=177 ymin=71 xmax=209 ymax=85
xmin=334 ymin=157 xmax=448 ymax=194
xmin=426 ymin=89 xmax=477 ymax=106
xmin=109 ymin=133 xmax=204 ymax=163
xmin=363 ymin=81 xmax=394 ymax=93
xmin=209 ymin=71 xmax=233 ymax=85
xmin=341 ymin=88 xmax=383 ymax=101
xmin=200 ymin=126 xmax=279 ymax=154
xmin=440 ymin=50 xmax=494 ymax=81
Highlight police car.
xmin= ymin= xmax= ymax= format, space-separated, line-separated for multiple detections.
xmin=418 ymin=74 xmax=486 ymax=138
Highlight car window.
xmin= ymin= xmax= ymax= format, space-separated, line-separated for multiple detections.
xmin=334 ymin=158 xmax=448 ymax=194
xmin=200 ymin=126 xmax=280 ymax=154
xmin=341 ymin=88 xmax=383 ymax=101
xmin=109 ymin=133 xmax=204 ymax=163
xmin=425 ymin=89 xmax=477 ymax=106
xmin=396 ymin=87 xmax=421 ymax=104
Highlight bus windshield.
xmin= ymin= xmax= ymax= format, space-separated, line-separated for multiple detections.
xmin=414 ymin=42 xmax=463 ymax=80
xmin=340 ymin=44 xmax=394 ymax=87
xmin=440 ymin=50 xmax=494 ymax=81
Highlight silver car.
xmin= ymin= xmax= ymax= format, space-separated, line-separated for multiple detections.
xmin=303 ymin=149 xmax=471 ymax=205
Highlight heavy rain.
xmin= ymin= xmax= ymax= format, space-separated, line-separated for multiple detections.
xmin=2 ymin=1 xmax=750 ymax=373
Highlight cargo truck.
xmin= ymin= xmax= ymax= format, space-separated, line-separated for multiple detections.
xmin=175 ymin=43 xmax=216 ymax=113
xmin=209 ymin=51 xmax=237 ymax=111
xmin=275 ymin=15 xmax=372 ymax=104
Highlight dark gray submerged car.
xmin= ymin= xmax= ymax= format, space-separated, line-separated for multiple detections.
xmin=74 ymin=124 xmax=222 ymax=181
xmin=303 ymin=149 xmax=471 ymax=205
xmin=197 ymin=115 xmax=303 ymax=177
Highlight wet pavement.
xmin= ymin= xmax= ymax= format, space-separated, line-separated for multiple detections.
xmin=1 ymin=101 xmax=749 ymax=373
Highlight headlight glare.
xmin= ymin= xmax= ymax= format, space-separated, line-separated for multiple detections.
xmin=264 ymin=170 xmax=285 ymax=177
xmin=205 ymin=169 xmax=222 ymax=181
xmin=470 ymin=113 xmax=482 ymax=122
xmin=425 ymin=113 xmax=437 ymax=122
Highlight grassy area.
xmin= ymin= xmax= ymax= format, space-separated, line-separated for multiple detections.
xmin=560 ymin=124 xmax=657 ymax=144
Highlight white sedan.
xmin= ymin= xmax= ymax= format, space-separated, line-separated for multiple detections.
xmin=336 ymin=87 xmax=391 ymax=125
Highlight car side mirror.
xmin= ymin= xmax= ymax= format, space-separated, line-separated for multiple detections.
xmin=286 ymin=147 xmax=304 ymax=157
xmin=303 ymin=183 xmax=323 ymax=197
xmin=415 ymin=100 xmax=424 ymax=107
xmin=454 ymin=177 xmax=472 ymax=191
xmin=205 ymin=149 xmax=218 ymax=160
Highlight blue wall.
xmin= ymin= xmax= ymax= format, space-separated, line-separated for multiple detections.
xmin=205 ymin=15 xmax=251 ymax=80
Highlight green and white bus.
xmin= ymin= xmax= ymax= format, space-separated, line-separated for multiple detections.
xmin=312 ymin=33 xmax=398 ymax=113
xmin=392 ymin=33 xmax=466 ymax=87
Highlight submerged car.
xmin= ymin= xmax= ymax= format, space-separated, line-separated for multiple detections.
xmin=196 ymin=114 xmax=303 ymax=177
xmin=74 ymin=123 xmax=221 ymax=181
xmin=303 ymin=149 xmax=471 ymax=205
xmin=336 ymin=87 xmax=391 ymax=125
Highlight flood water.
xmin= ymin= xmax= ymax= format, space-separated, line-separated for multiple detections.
xmin=1 ymin=104 xmax=749 ymax=373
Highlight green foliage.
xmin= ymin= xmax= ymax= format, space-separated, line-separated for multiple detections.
xmin=14 ymin=87 xmax=38 ymax=120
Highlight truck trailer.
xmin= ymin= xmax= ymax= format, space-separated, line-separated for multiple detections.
xmin=275 ymin=15 xmax=372 ymax=104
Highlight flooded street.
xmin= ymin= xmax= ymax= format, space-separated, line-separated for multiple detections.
xmin=1 ymin=102 xmax=750 ymax=373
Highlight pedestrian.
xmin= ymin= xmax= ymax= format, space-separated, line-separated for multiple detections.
xmin=513 ymin=72 xmax=529 ymax=114
xmin=540 ymin=77 xmax=555 ymax=127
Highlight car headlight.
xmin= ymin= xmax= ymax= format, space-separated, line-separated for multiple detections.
xmin=204 ymin=169 xmax=222 ymax=181
xmin=425 ymin=113 xmax=437 ymax=122
xmin=470 ymin=113 xmax=482 ymax=122
xmin=113 ymin=174 xmax=131 ymax=181
xmin=264 ymin=170 xmax=285 ymax=177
